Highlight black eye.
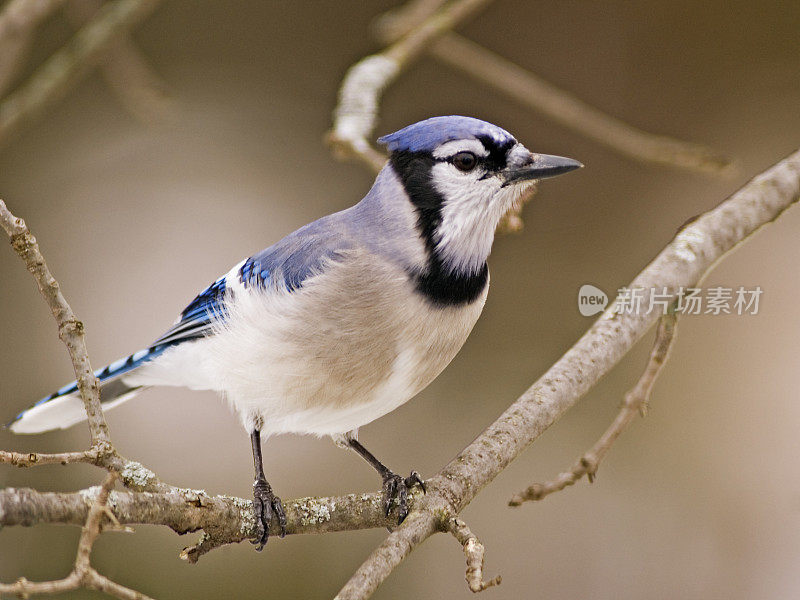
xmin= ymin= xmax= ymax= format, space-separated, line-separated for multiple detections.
xmin=451 ymin=152 xmax=477 ymax=172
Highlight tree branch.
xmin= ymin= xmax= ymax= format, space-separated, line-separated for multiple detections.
xmin=0 ymin=447 xmax=100 ymax=466
xmin=0 ymin=486 xmax=404 ymax=551
xmin=370 ymin=0 xmax=448 ymax=44
xmin=332 ymin=0 xmax=731 ymax=235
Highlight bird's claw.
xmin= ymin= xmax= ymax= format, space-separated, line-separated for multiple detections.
xmin=251 ymin=479 xmax=286 ymax=551
xmin=382 ymin=470 xmax=426 ymax=523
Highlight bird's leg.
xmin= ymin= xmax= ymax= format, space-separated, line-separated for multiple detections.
xmin=250 ymin=429 xmax=286 ymax=550
xmin=348 ymin=438 xmax=425 ymax=523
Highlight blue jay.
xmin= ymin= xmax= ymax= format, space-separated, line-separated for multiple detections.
xmin=6 ymin=116 xmax=581 ymax=549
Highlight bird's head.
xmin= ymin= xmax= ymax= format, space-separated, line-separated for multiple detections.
xmin=377 ymin=115 xmax=582 ymax=276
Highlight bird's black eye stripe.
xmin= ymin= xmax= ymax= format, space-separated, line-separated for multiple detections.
xmin=476 ymin=134 xmax=515 ymax=171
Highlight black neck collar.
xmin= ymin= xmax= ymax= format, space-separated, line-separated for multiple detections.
xmin=388 ymin=151 xmax=489 ymax=306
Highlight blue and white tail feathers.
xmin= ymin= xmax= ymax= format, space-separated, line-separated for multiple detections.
xmin=6 ymin=272 xmax=231 ymax=434
xmin=6 ymin=344 xmax=170 ymax=434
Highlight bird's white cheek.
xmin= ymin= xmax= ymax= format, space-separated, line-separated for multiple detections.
xmin=430 ymin=164 xmax=508 ymax=274
xmin=429 ymin=162 xmax=485 ymax=198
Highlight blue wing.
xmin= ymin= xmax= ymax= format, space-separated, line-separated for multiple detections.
xmin=238 ymin=214 xmax=352 ymax=293
xmin=152 ymin=211 xmax=353 ymax=348
xmin=150 ymin=276 xmax=228 ymax=347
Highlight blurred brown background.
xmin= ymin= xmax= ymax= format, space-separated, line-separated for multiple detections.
xmin=1 ymin=1 xmax=799 ymax=598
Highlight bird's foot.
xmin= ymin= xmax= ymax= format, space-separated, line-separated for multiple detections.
xmin=251 ymin=478 xmax=286 ymax=551
xmin=382 ymin=470 xmax=426 ymax=523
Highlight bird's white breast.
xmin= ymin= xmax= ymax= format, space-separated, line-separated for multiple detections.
xmin=135 ymin=249 xmax=487 ymax=437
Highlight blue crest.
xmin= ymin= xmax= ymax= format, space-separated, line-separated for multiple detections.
xmin=377 ymin=116 xmax=516 ymax=153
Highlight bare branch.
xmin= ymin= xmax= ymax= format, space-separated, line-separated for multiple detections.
xmin=0 ymin=0 xmax=163 ymax=147
xmin=75 ymin=473 xmax=156 ymax=600
xmin=510 ymin=310 xmax=678 ymax=505
xmin=0 ymin=447 xmax=100 ymax=466
xmin=334 ymin=510 xmax=438 ymax=600
xmin=0 ymin=574 xmax=83 ymax=597
xmin=327 ymin=0 xmax=491 ymax=171
xmin=0 ymin=199 xmax=110 ymax=446
xmin=0 ymin=199 xmax=177 ymax=500
xmin=0 ymin=486 xmax=405 ymax=549
xmin=74 ymin=471 xmax=119 ymax=570
xmin=0 ymin=443 xmax=172 ymax=495
xmin=84 ymin=570 xmax=155 ymax=600
xmin=0 ymin=0 xmax=67 ymax=96
xmin=447 ymin=517 xmax=501 ymax=593
xmin=66 ymin=0 xmax=175 ymax=124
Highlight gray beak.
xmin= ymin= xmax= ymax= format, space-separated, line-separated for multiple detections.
xmin=502 ymin=152 xmax=583 ymax=186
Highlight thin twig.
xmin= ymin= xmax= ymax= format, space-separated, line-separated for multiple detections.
xmin=66 ymin=0 xmax=175 ymax=124
xmin=510 ymin=310 xmax=678 ymax=505
xmin=346 ymin=0 xmax=729 ymax=235
xmin=446 ymin=517 xmax=501 ymax=593
xmin=0 ymin=199 xmax=110 ymax=446
xmin=74 ymin=471 xmax=120 ymax=570
xmin=334 ymin=510 xmax=438 ymax=600
xmin=327 ymin=0 xmax=491 ymax=171
xmin=0 ymin=448 xmax=170 ymax=494
xmin=0 ymin=0 xmax=163 ymax=147
xmin=84 ymin=570 xmax=154 ymax=600
xmin=0 ymin=574 xmax=83 ymax=597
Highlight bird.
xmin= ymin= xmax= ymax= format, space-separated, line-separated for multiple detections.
xmin=5 ymin=115 xmax=582 ymax=550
